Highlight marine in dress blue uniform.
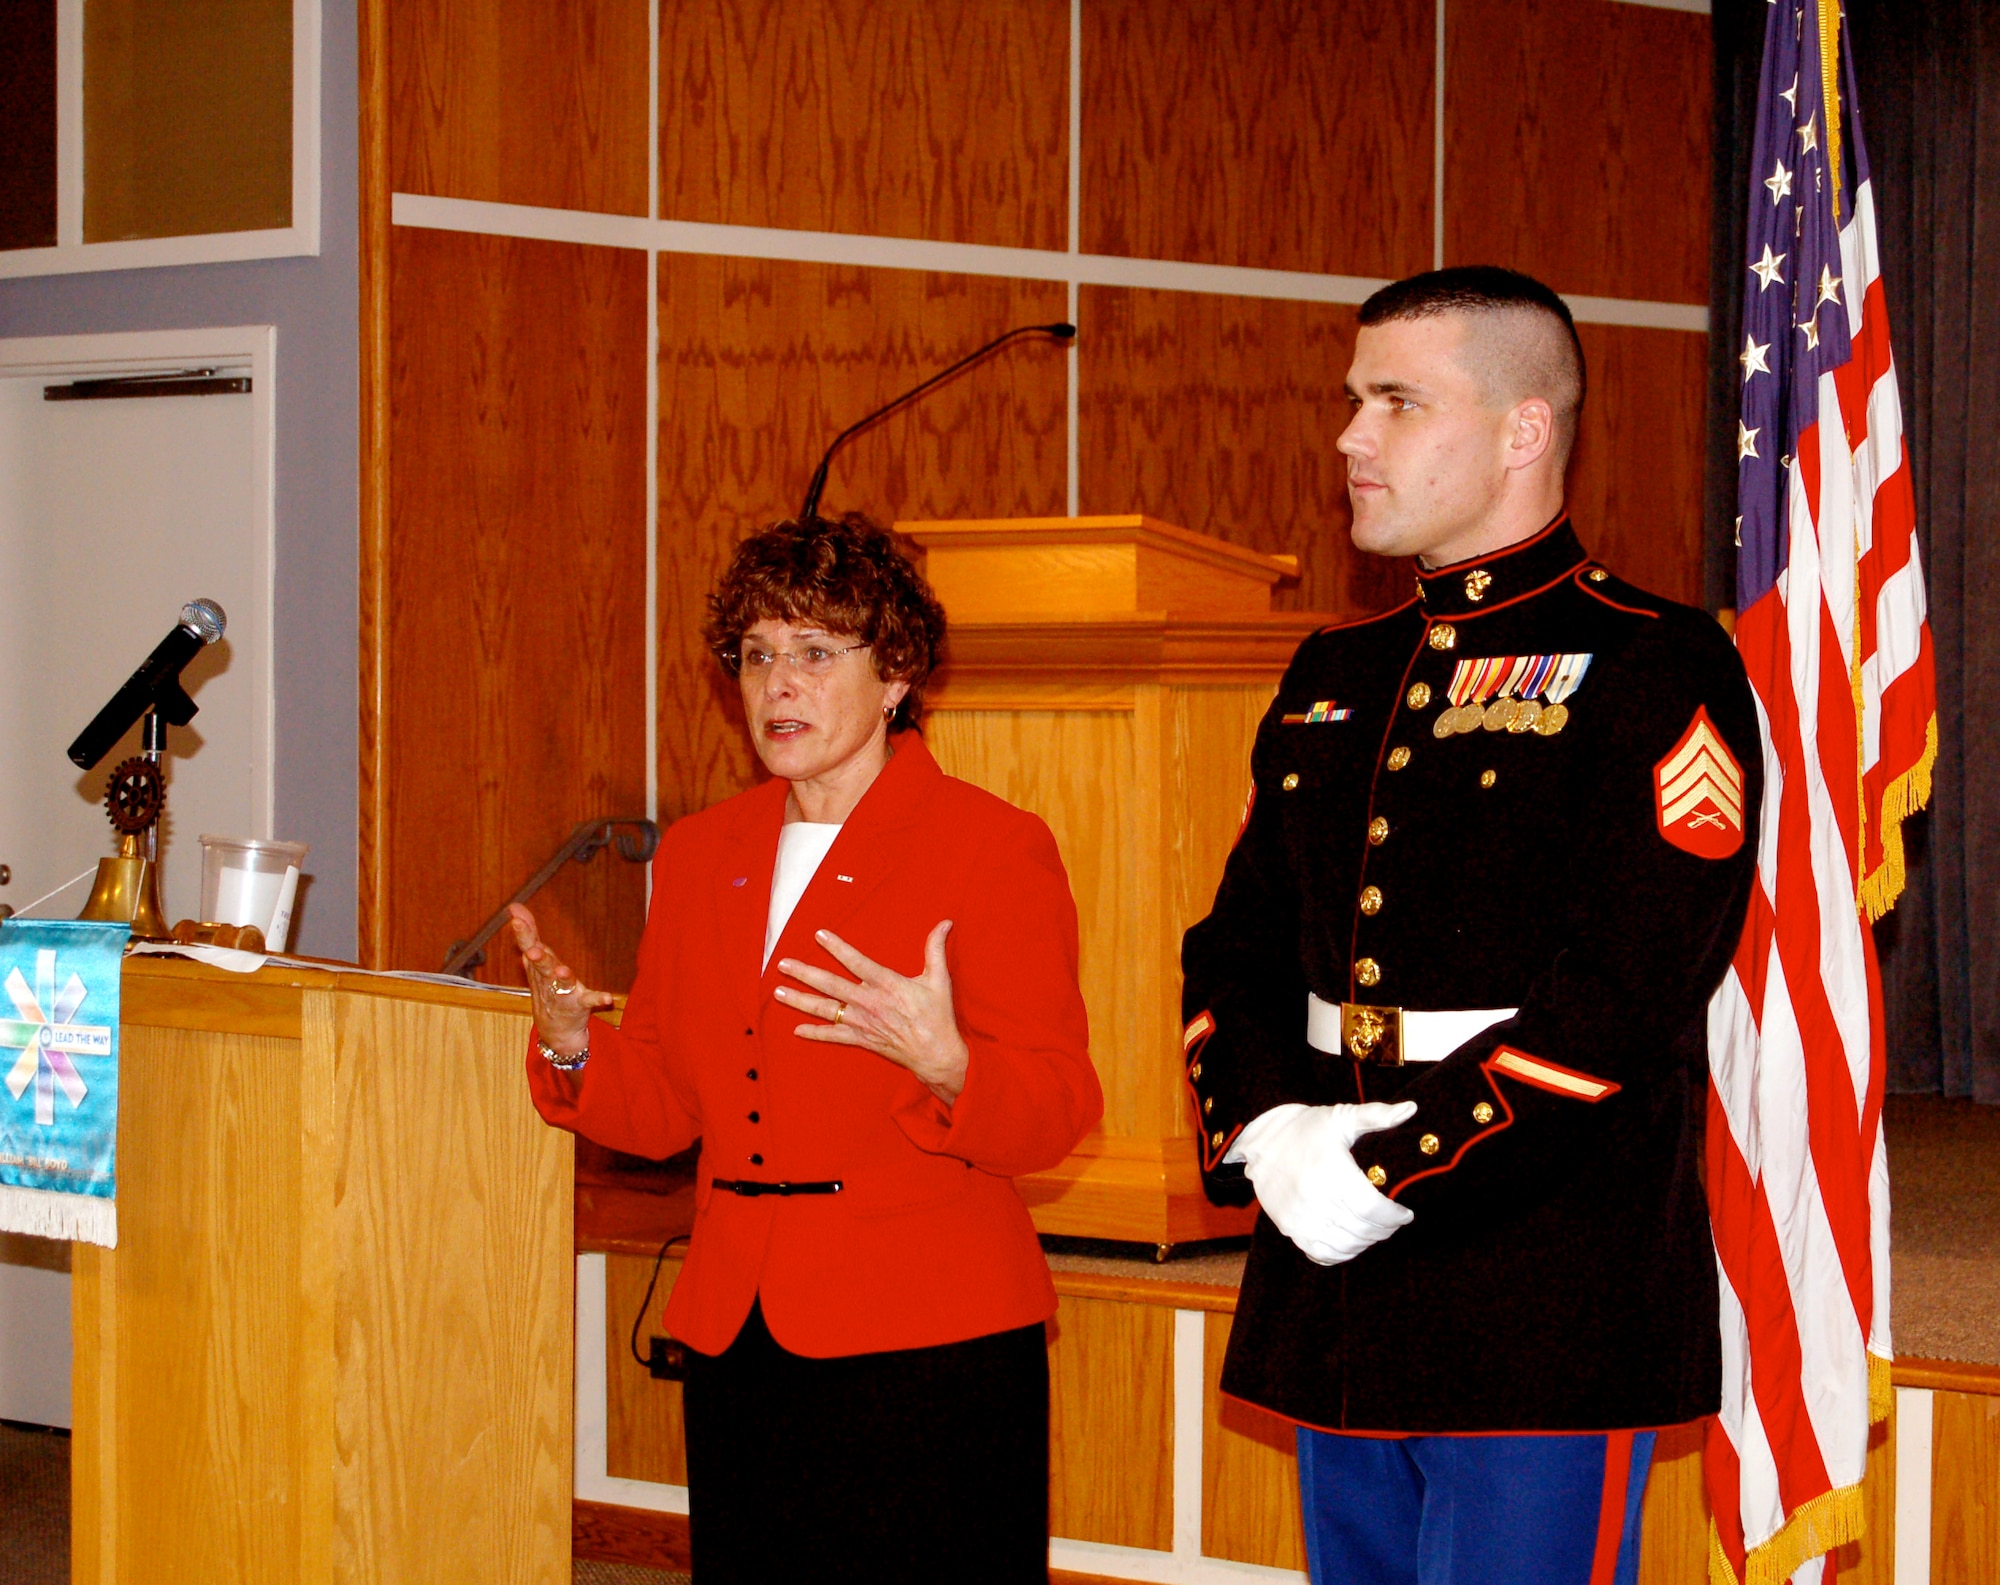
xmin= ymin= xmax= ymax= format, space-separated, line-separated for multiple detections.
xmin=1181 ymin=269 xmax=1761 ymax=1585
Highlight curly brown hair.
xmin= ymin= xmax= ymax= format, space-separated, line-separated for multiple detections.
xmin=704 ymin=513 xmax=949 ymax=731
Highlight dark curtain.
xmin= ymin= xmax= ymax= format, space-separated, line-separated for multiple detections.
xmin=1707 ymin=1 xmax=2000 ymax=1102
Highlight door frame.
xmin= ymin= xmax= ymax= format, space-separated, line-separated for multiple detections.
xmin=0 ymin=325 xmax=278 ymax=836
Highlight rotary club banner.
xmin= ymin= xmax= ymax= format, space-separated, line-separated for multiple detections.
xmin=0 ymin=918 xmax=127 ymax=1246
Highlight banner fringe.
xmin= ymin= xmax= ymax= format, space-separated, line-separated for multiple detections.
xmin=1708 ymin=1519 xmax=1743 ymax=1585
xmin=0 ymin=1182 xmax=116 ymax=1247
xmin=1870 ymin=1350 xmax=1894 ymax=1423
xmin=1860 ymin=712 xmax=1937 ymax=922
xmin=1743 ymin=1480 xmax=1867 ymax=1585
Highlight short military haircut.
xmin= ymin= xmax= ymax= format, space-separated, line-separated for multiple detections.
xmin=1357 ymin=266 xmax=1586 ymax=465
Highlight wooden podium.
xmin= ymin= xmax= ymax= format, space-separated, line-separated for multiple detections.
xmin=72 ymin=958 xmax=570 ymax=1585
xmin=900 ymin=516 xmax=1335 ymax=1250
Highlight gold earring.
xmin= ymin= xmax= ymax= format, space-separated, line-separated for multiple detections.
xmin=883 ymin=703 xmax=895 ymax=720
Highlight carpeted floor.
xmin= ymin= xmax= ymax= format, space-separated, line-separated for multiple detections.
xmin=1885 ymin=1091 xmax=2000 ymax=1365
xmin=0 ymin=1422 xmax=67 ymax=1585
xmin=574 ymin=1564 xmax=689 ymax=1585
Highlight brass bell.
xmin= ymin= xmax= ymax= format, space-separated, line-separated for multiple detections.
xmin=79 ymin=833 xmax=170 ymax=941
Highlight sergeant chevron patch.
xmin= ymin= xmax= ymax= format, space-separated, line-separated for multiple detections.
xmin=1655 ymin=707 xmax=1745 ymax=858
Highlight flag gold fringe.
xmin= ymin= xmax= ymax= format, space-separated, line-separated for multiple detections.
xmin=1870 ymin=1351 xmax=1894 ymax=1423
xmin=1709 ymin=1480 xmax=1869 ymax=1585
xmin=1860 ymin=712 xmax=1938 ymax=922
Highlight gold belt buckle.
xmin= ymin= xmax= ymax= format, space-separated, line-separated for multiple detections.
xmin=1341 ymin=1002 xmax=1404 ymax=1065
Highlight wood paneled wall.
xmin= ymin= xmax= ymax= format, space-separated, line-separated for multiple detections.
xmin=660 ymin=0 xmax=1070 ymax=247
xmin=378 ymin=228 xmax=649 ymax=988
xmin=366 ymin=0 xmax=1713 ymax=984
xmin=656 ymin=255 xmax=1069 ymax=818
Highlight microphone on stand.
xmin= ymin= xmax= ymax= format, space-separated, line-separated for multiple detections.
xmin=67 ymin=598 xmax=227 ymax=770
xmin=797 ymin=321 xmax=1075 ymax=523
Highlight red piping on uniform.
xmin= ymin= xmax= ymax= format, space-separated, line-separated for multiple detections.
xmin=1422 ymin=561 xmax=1590 ymax=621
xmin=1314 ymin=596 xmax=1419 ymax=637
xmin=1589 ymin=1428 xmax=1637 ymax=1585
xmin=1385 ymin=1069 xmax=1515 ymax=1201
xmin=1416 ymin=512 xmax=1574 ymax=577
xmin=1220 ymin=1386 xmax=1711 ymax=1442
xmin=1572 ymin=568 xmax=1661 ymax=618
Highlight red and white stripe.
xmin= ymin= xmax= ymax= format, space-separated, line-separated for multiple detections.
xmin=1706 ymin=175 xmax=1935 ymax=1585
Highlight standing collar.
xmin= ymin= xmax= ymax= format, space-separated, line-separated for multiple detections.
xmin=1412 ymin=515 xmax=1590 ymax=618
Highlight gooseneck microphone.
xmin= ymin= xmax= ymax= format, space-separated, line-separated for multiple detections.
xmin=68 ymin=598 xmax=228 ymax=769
xmin=797 ymin=321 xmax=1076 ymax=524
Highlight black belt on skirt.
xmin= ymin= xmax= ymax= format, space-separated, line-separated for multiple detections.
xmin=709 ymin=1177 xmax=843 ymax=1197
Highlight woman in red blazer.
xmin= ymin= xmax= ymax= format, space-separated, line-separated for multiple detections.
xmin=512 ymin=514 xmax=1101 ymax=1584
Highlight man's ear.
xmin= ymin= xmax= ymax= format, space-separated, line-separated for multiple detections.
xmin=1504 ymin=396 xmax=1557 ymax=472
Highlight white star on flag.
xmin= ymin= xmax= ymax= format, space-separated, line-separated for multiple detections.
xmin=1799 ymin=316 xmax=1822 ymax=350
xmin=1765 ymin=159 xmax=1795 ymax=205
xmin=1738 ymin=421 xmax=1761 ymax=462
xmin=1779 ymin=73 xmax=1799 ymax=114
xmin=1749 ymin=244 xmax=1787 ymax=290
xmin=1740 ymin=335 xmax=1772 ymax=382
xmin=1815 ymin=262 xmax=1844 ymax=310
xmin=1798 ymin=113 xmax=1819 ymax=154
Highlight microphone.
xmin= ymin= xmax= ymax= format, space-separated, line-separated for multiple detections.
xmin=68 ymin=598 xmax=227 ymax=769
xmin=798 ymin=321 xmax=1075 ymax=523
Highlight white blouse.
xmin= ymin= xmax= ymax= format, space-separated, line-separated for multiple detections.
xmin=763 ymin=821 xmax=843 ymax=969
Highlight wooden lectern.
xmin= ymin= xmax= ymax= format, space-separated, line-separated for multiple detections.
xmin=900 ymin=516 xmax=1335 ymax=1250
xmin=72 ymin=958 xmax=570 ymax=1585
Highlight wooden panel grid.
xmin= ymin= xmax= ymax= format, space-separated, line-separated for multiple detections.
xmin=605 ymin=1254 xmax=690 ymax=1487
xmin=384 ymin=227 xmax=650 ymax=990
xmin=1933 ymin=1389 xmax=2000 ymax=1582
xmin=1078 ymin=284 xmax=1407 ymax=623
xmin=1201 ymin=1310 xmax=1308 ymax=1571
xmin=656 ymin=254 xmax=1068 ymax=822
xmin=1083 ymin=0 xmax=1434 ymax=279
xmin=1566 ymin=323 xmax=1709 ymax=609
xmin=1445 ymin=0 xmax=1711 ymax=304
xmin=392 ymin=0 xmax=651 ymax=216
xmin=661 ymin=0 xmax=1070 ymax=248
xmin=1047 ymin=1295 xmax=1175 ymax=1551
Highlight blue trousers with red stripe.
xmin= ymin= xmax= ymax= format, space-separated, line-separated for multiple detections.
xmin=1296 ymin=1427 xmax=1656 ymax=1585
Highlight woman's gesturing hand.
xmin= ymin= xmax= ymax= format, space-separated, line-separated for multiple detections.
xmin=508 ymin=903 xmax=614 ymax=1059
xmin=776 ymin=921 xmax=970 ymax=1104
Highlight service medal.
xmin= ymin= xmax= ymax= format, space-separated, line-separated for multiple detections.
xmin=1450 ymin=703 xmax=1485 ymax=734
xmin=1508 ymin=699 xmax=1543 ymax=733
xmin=1533 ymin=702 xmax=1570 ymax=735
xmin=1483 ymin=697 xmax=1518 ymax=731
xmin=1433 ymin=712 xmax=1458 ymax=740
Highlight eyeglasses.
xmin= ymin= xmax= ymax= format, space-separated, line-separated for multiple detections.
xmin=732 ymin=642 xmax=871 ymax=678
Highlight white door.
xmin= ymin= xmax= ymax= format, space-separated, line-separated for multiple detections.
xmin=0 ymin=327 xmax=274 ymax=1430
xmin=0 ymin=328 xmax=274 ymax=929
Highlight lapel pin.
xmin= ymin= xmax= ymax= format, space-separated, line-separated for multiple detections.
xmin=836 ymin=874 xmax=854 ymax=883
xmin=731 ymin=876 xmax=747 ymax=887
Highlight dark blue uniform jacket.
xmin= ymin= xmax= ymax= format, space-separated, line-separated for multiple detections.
xmin=1182 ymin=516 xmax=1761 ymax=1433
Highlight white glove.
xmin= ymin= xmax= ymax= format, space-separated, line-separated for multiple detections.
xmin=1226 ymin=1101 xmax=1418 ymax=1266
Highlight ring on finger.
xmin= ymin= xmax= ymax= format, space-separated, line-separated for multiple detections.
xmin=553 ymin=981 xmax=577 ymax=997
xmin=832 ymin=1002 xmax=845 ymax=1026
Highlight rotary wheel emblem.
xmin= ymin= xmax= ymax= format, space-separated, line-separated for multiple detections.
xmin=104 ymin=757 xmax=166 ymax=836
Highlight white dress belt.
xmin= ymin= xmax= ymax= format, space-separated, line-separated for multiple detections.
xmin=1306 ymin=994 xmax=1517 ymax=1063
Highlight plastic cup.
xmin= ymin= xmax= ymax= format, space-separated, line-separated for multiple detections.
xmin=198 ymin=836 xmax=309 ymax=952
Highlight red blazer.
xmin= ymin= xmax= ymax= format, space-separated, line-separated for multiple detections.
xmin=527 ymin=735 xmax=1101 ymax=1358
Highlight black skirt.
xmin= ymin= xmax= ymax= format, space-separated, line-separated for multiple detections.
xmin=681 ymin=1299 xmax=1050 ymax=1584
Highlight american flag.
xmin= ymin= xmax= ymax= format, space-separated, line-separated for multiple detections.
xmin=1706 ymin=2 xmax=1938 ymax=1582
